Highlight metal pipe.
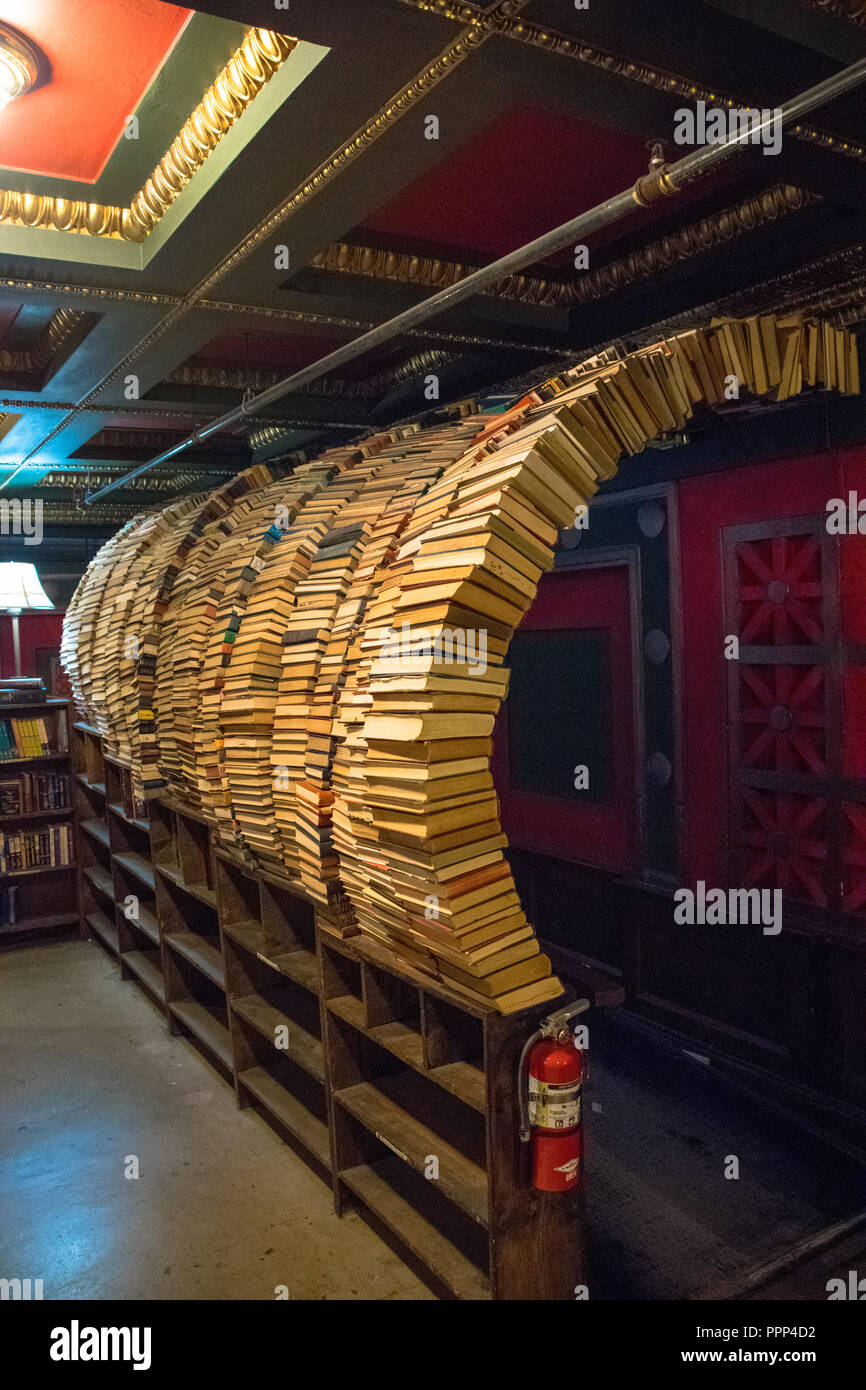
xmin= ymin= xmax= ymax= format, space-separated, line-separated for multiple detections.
xmin=84 ymin=54 xmax=866 ymax=504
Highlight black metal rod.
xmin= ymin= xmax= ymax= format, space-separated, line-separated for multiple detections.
xmin=82 ymin=54 xmax=866 ymax=504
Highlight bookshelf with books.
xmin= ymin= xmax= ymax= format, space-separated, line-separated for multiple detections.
xmin=73 ymin=721 xmax=116 ymax=957
xmin=0 ymin=699 xmax=79 ymax=948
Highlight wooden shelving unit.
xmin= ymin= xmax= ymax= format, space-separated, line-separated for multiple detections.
xmin=218 ymin=847 xmax=330 ymax=1169
xmin=73 ymin=723 xmax=164 ymax=1012
xmin=151 ymin=798 xmax=230 ymax=1076
xmin=71 ymin=724 xmax=588 ymax=1300
xmin=319 ymin=926 xmax=583 ymax=1299
xmin=0 ymin=699 xmax=79 ymax=949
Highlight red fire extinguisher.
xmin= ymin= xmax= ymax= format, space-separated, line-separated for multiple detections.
xmin=519 ymin=999 xmax=589 ymax=1192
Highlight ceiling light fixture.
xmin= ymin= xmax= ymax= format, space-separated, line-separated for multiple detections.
xmin=0 ymin=24 xmax=40 ymax=110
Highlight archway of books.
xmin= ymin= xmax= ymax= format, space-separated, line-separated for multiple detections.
xmin=62 ymin=314 xmax=858 ymax=1011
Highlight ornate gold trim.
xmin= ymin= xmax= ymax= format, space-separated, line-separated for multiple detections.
xmin=0 ymin=278 xmax=559 ymax=354
xmin=572 ymin=185 xmax=820 ymax=304
xmin=38 ymin=467 xmax=204 ymax=493
xmin=0 ymin=28 xmax=297 ymax=242
xmin=167 ymin=347 xmax=455 ymax=398
xmin=312 ymin=187 xmax=817 ymax=309
xmin=0 ymin=306 xmax=88 ymax=373
xmin=401 ymin=0 xmax=866 ymax=162
xmin=803 ymin=0 xmax=866 ymax=27
xmin=311 ymin=240 xmax=573 ymax=306
xmin=12 ymin=2 xmax=533 ymax=467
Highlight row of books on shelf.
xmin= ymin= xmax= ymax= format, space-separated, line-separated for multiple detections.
xmin=0 ymin=715 xmax=64 ymax=761
xmin=0 ymin=822 xmax=74 ymax=873
xmin=0 ymin=773 xmax=71 ymax=817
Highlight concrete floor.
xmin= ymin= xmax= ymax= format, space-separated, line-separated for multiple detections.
xmin=0 ymin=939 xmax=434 ymax=1300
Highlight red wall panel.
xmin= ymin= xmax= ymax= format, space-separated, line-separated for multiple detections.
xmin=0 ymin=612 xmax=64 ymax=679
xmin=677 ymin=445 xmax=866 ymax=887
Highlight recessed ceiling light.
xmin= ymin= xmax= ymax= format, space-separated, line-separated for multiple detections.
xmin=0 ymin=24 xmax=41 ymax=111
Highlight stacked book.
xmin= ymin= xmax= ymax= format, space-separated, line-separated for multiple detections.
xmin=62 ymin=313 xmax=859 ymax=1012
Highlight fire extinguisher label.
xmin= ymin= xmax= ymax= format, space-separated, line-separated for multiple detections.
xmin=528 ymin=1077 xmax=582 ymax=1130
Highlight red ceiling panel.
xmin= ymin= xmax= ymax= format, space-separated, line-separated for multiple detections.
xmin=0 ymin=0 xmax=192 ymax=182
xmin=362 ymin=104 xmax=648 ymax=263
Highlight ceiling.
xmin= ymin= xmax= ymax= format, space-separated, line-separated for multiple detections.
xmin=0 ymin=0 xmax=192 ymax=180
xmin=1 ymin=0 xmax=866 ymax=564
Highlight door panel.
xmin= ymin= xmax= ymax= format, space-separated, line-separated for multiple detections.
xmin=495 ymin=564 xmax=640 ymax=872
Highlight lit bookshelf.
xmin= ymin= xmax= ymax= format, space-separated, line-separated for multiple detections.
xmin=0 ymin=698 xmax=80 ymax=948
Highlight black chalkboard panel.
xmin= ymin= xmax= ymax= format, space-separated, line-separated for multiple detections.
xmin=506 ymin=628 xmax=613 ymax=802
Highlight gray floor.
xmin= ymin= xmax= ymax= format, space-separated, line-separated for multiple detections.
xmin=0 ymin=939 xmax=433 ymax=1301
xmin=4 ymin=938 xmax=864 ymax=1301
xmin=587 ymin=1015 xmax=866 ymax=1299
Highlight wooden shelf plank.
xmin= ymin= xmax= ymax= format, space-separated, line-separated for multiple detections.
xmin=3 ymin=861 xmax=74 ymax=878
xmin=222 ymin=919 xmax=319 ymax=995
xmin=157 ymin=862 xmax=215 ymax=908
xmin=232 ymin=993 xmax=324 ymax=1083
xmin=114 ymin=853 xmax=155 ymax=891
xmin=122 ymin=950 xmax=166 ymax=1002
xmin=86 ymin=909 xmax=119 ymax=955
xmin=118 ymin=902 xmax=160 ymax=947
xmin=327 ymin=994 xmax=485 ymax=1113
xmin=336 ymin=1079 xmax=489 ymax=1227
xmin=80 ymin=818 xmax=111 ymax=850
xmin=329 ymin=994 xmax=425 ymax=1069
xmin=221 ymin=918 xmax=265 ymax=953
xmin=0 ymin=807 xmax=73 ymax=824
xmin=322 ymin=927 xmax=491 ymax=1019
xmin=0 ymin=912 xmax=79 ymax=938
xmin=169 ymin=1000 xmax=232 ymax=1070
xmin=270 ymin=946 xmax=319 ymax=996
xmin=0 ymin=753 xmax=69 ymax=767
xmin=0 ymin=698 xmax=68 ymax=713
xmin=109 ymin=802 xmax=149 ymax=834
xmin=215 ymin=846 xmax=311 ymax=901
xmin=82 ymin=866 xmax=114 ymax=900
xmin=341 ymin=1158 xmax=491 ymax=1301
xmin=76 ymin=773 xmax=106 ymax=797
xmin=164 ymin=931 xmax=225 ymax=989
xmin=237 ymin=1066 xmax=330 ymax=1168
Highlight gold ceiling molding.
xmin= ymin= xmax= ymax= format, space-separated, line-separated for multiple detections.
xmin=401 ymin=0 xmax=866 ymax=163
xmin=10 ymin=2 xmax=534 ymax=468
xmin=311 ymin=241 xmax=573 ymax=306
xmin=247 ymin=423 xmax=293 ymax=451
xmin=167 ymin=347 xmax=455 ymax=398
xmin=38 ymin=468 xmax=204 ymax=493
xmin=313 ymin=186 xmax=817 ymax=310
xmin=0 ymin=29 xmax=297 ymax=242
xmin=0 ymin=306 xmax=88 ymax=373
xmin=803 ymin=0 xmax=866 ymax=26
xmin=31 ymin=502 xmax=143 ymax=522
xmin=571 ymin=185 xmax=820 ymax=304
xmin=0 ymin=278 xmax=559 ymax=356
